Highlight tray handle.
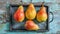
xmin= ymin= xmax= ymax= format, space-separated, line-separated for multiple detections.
xmin=49 ymin=12 xmax=54 ymax=23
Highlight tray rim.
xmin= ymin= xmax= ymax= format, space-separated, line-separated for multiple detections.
xmin=9 ymin=4 xmax=49 ymax=32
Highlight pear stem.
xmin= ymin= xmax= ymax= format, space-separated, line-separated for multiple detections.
xmin=19 ymin=0 xmax=23 ymax=5
xmin=42 ymin=2 xmax=44 ymax=7
xmin=30 ymin=0 xmax=32 ymax=3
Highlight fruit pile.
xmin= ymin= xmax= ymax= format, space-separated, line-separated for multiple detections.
xmin=13 ymin=3 xmax=47 ymax=30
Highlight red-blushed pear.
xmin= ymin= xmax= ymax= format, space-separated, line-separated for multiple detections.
xmin=14 ymin=6 xmax=24 ymax=22
xmin=37 ymin=3 xmax=47 ymax=22
xmin=25 ymin=20 xmax=39 ymax=30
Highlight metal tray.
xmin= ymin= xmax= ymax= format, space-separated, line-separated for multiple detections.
xmin=9 ymin=4 xmax=49 ymax=32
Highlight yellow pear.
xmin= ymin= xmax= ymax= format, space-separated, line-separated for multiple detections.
xmin=25 ymin=3 xmax=36 ymax=19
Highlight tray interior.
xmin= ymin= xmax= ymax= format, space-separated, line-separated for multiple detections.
xmin=9 ymin=4 xmax=49 ymax=32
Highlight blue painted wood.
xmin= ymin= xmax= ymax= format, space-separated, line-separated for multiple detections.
xmin=0 ymin=0 xmax=60 ymax=34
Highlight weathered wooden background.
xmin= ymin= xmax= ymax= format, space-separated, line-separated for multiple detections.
xmin=0 ymin=0 xmax=60 ymax=34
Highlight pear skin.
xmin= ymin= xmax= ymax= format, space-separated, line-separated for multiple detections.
xmin=25 ymin=3 xmax=36 ymax=19
xmin=14 ymin=6 xmax=24 ymax=22
xmin=37 ymin=4 xmax=47 ymax=22
xmin=25 ymin=20 xmax=39 ymax=30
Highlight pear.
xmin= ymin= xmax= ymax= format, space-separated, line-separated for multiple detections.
xmin=37 ymin=3 xmax=47 ymax=22
xmin=25 ymin=3 xmax=36 ymax=19
xmin=13 ymin=6 xmax=24 ymax=22
xmin=25 ymin=20 xmax=39 ymax=30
